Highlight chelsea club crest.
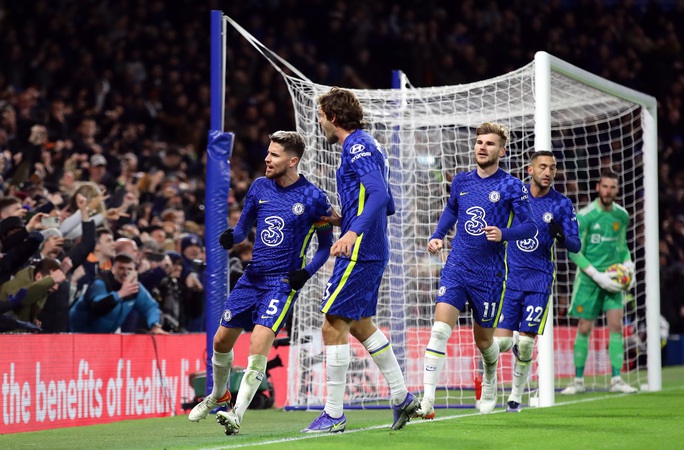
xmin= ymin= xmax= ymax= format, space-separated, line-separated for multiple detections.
xmin=222 ymin=309 xmax=232 ymax=322
xmin=489 ymin=191 xmax=500 ymax=202
xmin=543 ymin=212 xmax=553 ymax=223
xmin=292 ymin=203 xmax=304 ymax=215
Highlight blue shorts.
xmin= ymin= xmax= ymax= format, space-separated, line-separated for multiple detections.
xmin=220 ymin=272 xmax=297 ymax=334
xmin=320 ymin=258 xmax=387 ymax=320
xmin=436 ymin=275 xmax=504 ymax=327
xmin=498 ymin=288 xmax=552 ymax=335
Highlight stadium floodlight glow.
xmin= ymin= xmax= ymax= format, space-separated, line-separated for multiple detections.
xmin=218 ymin=13 xmax=659 ymax=411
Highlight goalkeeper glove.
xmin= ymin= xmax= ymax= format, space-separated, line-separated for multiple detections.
xmin=219 ymin=228 xmax=234 ymax=250
xmin=584 ymin=266 xmax=622 ymax=293
xmin=548 ymin=219 xmax=565 ymax=242
xmin=622 ymin=260 xmax=636 ymax=290
xmin=288 ymin=269 xmax=311 ymax=291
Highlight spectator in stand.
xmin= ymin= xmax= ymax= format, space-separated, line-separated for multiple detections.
xmin=86 ymin=154 xmax=116 ymax=194
xmin=69 ymin=252 xmax=167 ymax=334
xmin=0 ymin=258 xmax=66 ymax=328
xmin=77 ymin=228 xmax=116 ymax=296
xmin=178 ymin=233 xmax=205 ymax=332
xmin=0 ymin=215 xmax=46 ymax=284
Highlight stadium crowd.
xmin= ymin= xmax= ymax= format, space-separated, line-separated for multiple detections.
xmin=0 ymin=0 xmax=683 ymax=334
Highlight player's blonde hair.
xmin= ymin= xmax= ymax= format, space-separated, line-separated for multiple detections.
xmin=476 ymin=122 xmax=509 ymax=147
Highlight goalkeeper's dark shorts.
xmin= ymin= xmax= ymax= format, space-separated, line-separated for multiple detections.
xmin=319 ymin=258 xmax=387 ymax=320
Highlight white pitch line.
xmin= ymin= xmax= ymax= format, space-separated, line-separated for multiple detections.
xmin=197 ymin=385 xmax=684 ymax=450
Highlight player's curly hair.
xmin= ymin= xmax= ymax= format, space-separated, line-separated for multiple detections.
xmin=476 ymin=122 xmax=509 ymax=147
xmin=317 ymin=87 xmax=367 ymax=131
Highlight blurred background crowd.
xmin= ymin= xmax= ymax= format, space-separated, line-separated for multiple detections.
xmin=0 ymin=0 xmax=682 ymax=334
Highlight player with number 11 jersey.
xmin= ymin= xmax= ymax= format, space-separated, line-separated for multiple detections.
xmin=433 ymin=167 xmax=536 ymax=317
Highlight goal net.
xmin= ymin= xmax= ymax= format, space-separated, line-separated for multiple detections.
xmin=278 ymin=53 xmax=658 ymax=410
xmin=218 ymin=15 xmax=659 ymax=410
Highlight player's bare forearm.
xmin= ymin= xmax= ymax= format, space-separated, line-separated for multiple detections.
xmin=331 ymin=231 xmax=358 ymax=257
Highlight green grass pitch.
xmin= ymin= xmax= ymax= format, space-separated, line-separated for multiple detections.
xmin=6 ymin=366 xmax=684 ymax=449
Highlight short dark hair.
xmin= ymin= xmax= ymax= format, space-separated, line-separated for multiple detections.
xmin=600 ymin=169 xmax=619 ymax=182
xmin=113 ymin=253 xmax=135 ymax=265
xmin=530 ymin=150 xmax=555 ymax=162
xmin=269 ymin=131 xmax=306 ymax=160
xmin=0 ymin=196 xmax=21 ymax=213
xmin=317 ymin=87 xmax=366 ymax=131
xmin=34 ymin=258 xmax=62 ymax=276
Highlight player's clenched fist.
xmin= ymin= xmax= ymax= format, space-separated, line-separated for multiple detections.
xmin=219 ymin=228 xmax=234 ymax=249
xmin=427 ymin=238 xmax=443 ymax=254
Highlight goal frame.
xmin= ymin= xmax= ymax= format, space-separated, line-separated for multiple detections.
xmin=532 ymin=51 xmax=660 ymax=406
xmin=209 ymin=11 xmax=661 ymax=408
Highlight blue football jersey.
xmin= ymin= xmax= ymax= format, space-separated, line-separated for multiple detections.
xmin=240 ymin=175 xmax=332 ymax=276
xmin=507 ymin=186 xmax=579 ymax=292
xmin=436 ymin=168 xmax=534 ymax=281
xmin=337 ymin=129 xmax=393 ymax=262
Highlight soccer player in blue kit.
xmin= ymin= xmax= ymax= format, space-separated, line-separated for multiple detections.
xmin=418 ymin=122 xmax=537 ymax=418
xmin=188 ymin=131 xmax=333 ymax=435
xmin=302 ymin=87 xmax=420 ymax=433
xmin=493 ymin=150 xmax=581 ymax=412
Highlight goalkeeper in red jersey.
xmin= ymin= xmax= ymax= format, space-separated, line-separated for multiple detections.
xmin=561 ymin=169 xmax=637 ymax=395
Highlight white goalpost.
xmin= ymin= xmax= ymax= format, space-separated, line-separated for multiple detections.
xmin=222 ymin=14 xmax=659 ymax=411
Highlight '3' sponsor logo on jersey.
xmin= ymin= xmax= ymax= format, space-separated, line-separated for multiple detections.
xmin=464 ymin=206 xmax=487 ymax=236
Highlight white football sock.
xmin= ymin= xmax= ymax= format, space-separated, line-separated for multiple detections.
xmin=422 ymin=321 xmax=452 ymax=401
xmin=494 ymin=336 xmax=513 ymax=353
xmin=509 ymin=336 xmax=535 ymax=403
xmin=362 ymin=329 xmax=407 ymax=404
xmin=234 ymin=354 xmax=268 ymax=420
xmin=481 ymin=342 xmax=499 ymax=382
xmin=210 ymin=349 xmax=234 ymax=399
xmin=324 ymin=344 xmax=350 ymax=418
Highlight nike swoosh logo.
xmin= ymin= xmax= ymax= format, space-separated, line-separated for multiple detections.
xmin=259 ymin=200 xmax=269 ymax=204
xmin=426 ymin=367 xmax=436 ymax=371
xmin=261 ymin=315 xmax=273 ymax=319
xmin=460 ymin=192 xmax=468 ymax=196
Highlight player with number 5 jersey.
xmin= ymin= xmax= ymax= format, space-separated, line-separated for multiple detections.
xmin=189 ymin=131 xmax=333 ymax=436
xmin=417 ymin=122 xmax=536 ymax=419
